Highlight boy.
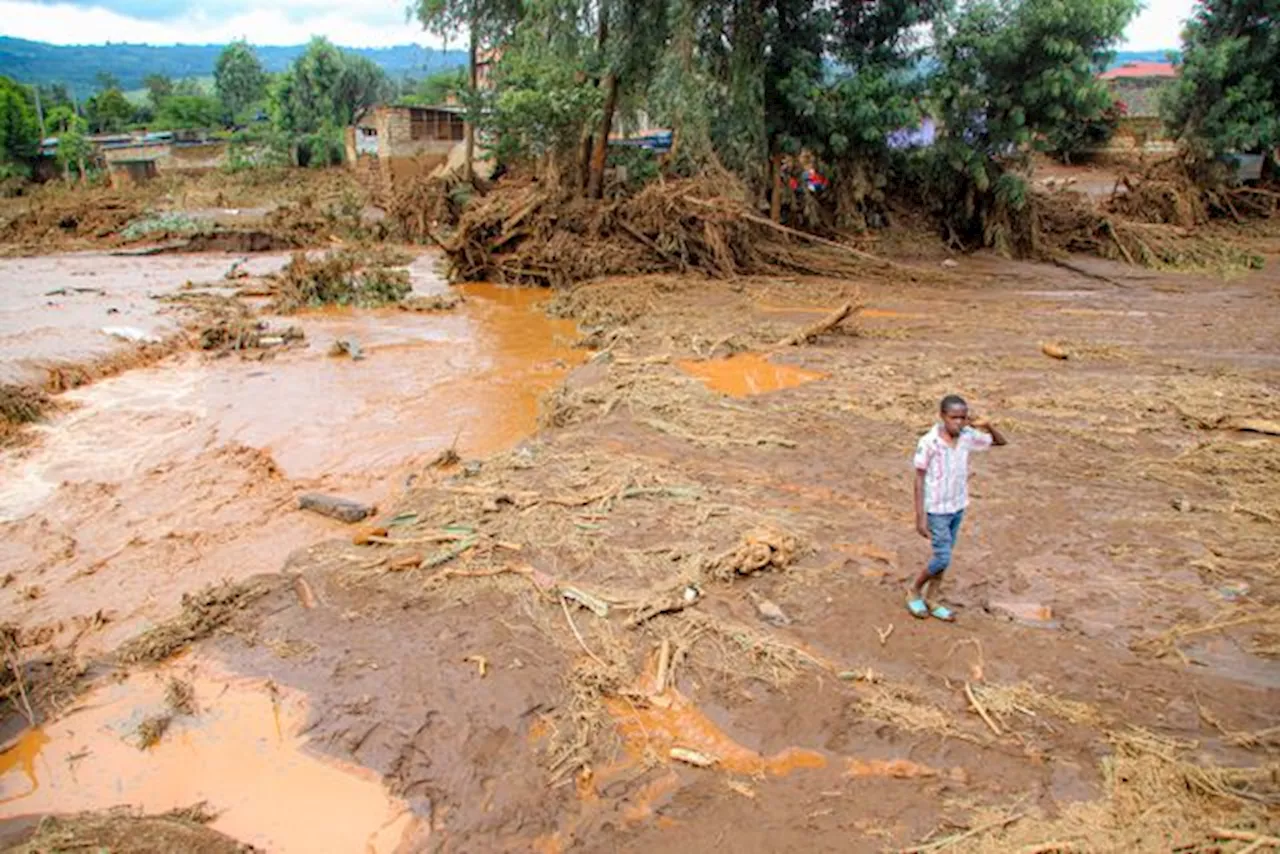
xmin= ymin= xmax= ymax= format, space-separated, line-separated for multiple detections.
xmin=909 ymin=395 xmax=1006 ymax=621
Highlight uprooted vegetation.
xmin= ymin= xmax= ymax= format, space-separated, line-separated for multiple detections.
xmin=0 ymin=384 xmax=51 ymax=442
xmin=267 ymin=248 xmax=413 ymax=313
xmin=439 ymin=176 xmax=893 ymax=288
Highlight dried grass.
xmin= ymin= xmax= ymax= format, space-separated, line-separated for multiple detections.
xmin=135 ymin=713 xmax=172 ymax=749
xmin=970 ymin=683 xmax=1106 ymax=729
xmin=115 ymin=580 xmax=270 ymax=665
xmin=5 ymin=804 xmax=242 ymax=854
xmin=164 ymin=677 xmax=197 ymax=716
xmin=938 ymin=728 xmax=1280 ymax=854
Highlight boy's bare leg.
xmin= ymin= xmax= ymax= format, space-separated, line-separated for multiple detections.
xmin=925 ymin=573 xmax=942 ymax=604
xmin=911 ymin=568 xmax=931 ymax=601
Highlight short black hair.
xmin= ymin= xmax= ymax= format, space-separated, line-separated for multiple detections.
xmin=940 ymin=394 xmax=967 ymax=413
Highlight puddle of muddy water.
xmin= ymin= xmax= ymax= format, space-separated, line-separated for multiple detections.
xmin=0 ymin=657 xmax=420 ymax=852
xmin=678 ymin=353 xmax=825 ymax=398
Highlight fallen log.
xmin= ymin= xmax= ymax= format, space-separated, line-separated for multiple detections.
xmin=776 ymin=302 xmax=854 ymax=347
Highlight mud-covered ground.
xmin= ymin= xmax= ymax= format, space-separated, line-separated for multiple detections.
xmin=1 ymin=212 xmax=1279 ymax=852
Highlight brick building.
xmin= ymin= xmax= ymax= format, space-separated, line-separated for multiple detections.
xmin=345 ymin=104 xmax=467 ymax=198
xmin=1098 ymin=61 xmax=1178 ymax=154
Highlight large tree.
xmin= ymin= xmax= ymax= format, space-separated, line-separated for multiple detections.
xmin=272 ymin=38 xmax=392 ymax=165
xmin=0 ymin=76 xmax=40 ymax=169
xmin=154 ymin=94 xmax=224 ymax=130
xmin=84 ymin=85 xmax=136 ymax=134
xmin=215 ymin=40 xmax=268 ymax=122
xmin=1163 ymin=0 xmax=1280 ymax=159
xmin=414 ymin=0 xmax=527 ymax=180
xmin=929 ymin=0 xmax=1139 ymax=250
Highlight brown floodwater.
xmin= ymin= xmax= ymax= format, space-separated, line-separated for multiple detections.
xmin=0 ymin=258 xmax=581 ymax=655
xmin=678 ymin=352 xmax=825 ymax=397
xmin=0 ymin=657 xmax=420 ymax=852
xmin=0 ymin=251 xmax=581 ymax=847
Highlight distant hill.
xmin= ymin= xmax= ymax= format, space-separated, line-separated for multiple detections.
xmin=0 ymin=37 xmax=1175 ymax=98
xmin=1109 ymin=49 xmax=1180 ymax=67
xmin=0 ymin=36 xmax=468 ymax=96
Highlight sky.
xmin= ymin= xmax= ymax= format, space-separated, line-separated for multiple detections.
xmin=2 ymin=0 xmax=1195 ymax=51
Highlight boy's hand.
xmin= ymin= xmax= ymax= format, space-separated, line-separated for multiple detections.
xmin=968 ymin=415 xmax=990 ymax=429
xmin=916 ymin=517 xmax=929 ymax=539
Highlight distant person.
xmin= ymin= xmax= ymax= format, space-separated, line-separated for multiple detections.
xmin=909 ymin=395 xmax=1006 ymax=621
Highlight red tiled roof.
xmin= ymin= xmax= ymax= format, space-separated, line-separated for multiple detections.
xmin=1099 ymin=61 xmax=1178 ymax=80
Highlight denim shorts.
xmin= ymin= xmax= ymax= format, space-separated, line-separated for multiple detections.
xmin=926 ymin=510 xmax=965 ymax=576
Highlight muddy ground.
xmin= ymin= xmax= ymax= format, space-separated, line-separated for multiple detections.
xmin=1 ymin=181 xmax=1279 ymax=852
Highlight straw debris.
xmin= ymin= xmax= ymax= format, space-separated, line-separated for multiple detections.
xmin=116 ymin=580 xmax=271 ymax=664
xmin=5 ymin=805 xmax=244 ymax=854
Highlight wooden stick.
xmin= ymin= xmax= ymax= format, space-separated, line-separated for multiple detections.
xmin=965 ymin=681 xmax=1003 ymax=736
xmin=687 ymin=197 xmax=893 ymax=267
xmin=776 ymin=302 xmax=854 ymax=347
xmin=899 ymin=814 xmax=1023 ymax=853
xmin=364 ymin=533 xmax=466 ymax=546
xmin=1017 ymin=842 xmax=1080 ymax=854
xmin=1103 ymin=221 xmax=1136 ymax=266
xmin=1214 ymin=829 xmax=1280 ymax=848
xmin=655 ymin=639 xmax=671 ymax=693
xmin=876 ymin=624 xmax=894 ymax=646
xmin=3 ymin=643 xmax=36 ymax=727
xmin=560 ymin=596 xmax=608 ymax=669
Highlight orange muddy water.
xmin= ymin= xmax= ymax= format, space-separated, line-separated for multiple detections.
xmin=0 ymin=251 xmax=579 ymax=846
xmin=0 ymin=657 xmax=419 ymax=852
xmin=678 ymin=352 xmax=825 ymax=397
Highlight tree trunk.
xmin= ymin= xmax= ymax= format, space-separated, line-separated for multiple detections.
xmin=586 ymin=72 xmax=619 ymax=199
xmin=770 ymin=153 xmax=783 ymax=222
xmin=464 ymin=18 xmax=478 ymax=183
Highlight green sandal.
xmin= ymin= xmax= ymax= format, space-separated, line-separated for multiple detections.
xmin=930 ymin=604 xmax=956 ymax=622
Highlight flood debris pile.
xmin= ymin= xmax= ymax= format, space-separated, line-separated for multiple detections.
xmin=1037 ymin=158 xmax=1270 ymax=272
xmin=388 ymin=170 xmax=474 ymax=237
xmin=115 ymin=580 xmax=271 ymax=665
xmin=264 ymin=192 xmax=374 ymax=245
xmin=1 ymin=623 xmax=87 ymax=728
xmin=267 ymin=248 xmax=413 ymax=313
xmin=440 ymin=177 xmax=884 ymax=288
xmin=0 ymin=384 xmax=51 ymax=442
xmin=0 ymin=188 xmax=145 ymax=252
xmin=160 ymin=292 xmax=304 ymax=354
xmin=4 ymin=805 xmax=253 ymax=854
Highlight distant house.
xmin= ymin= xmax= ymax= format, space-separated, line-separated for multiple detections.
xmin=1098 ymin=61 xmax=1178 ymax=154
xmin=1099 ymin=61 xmax=1177 ymax=117
xmin=346 ymin=104 xmax=468 ymax=196
xmin=38 ymin=129 xmax=228 ymax=182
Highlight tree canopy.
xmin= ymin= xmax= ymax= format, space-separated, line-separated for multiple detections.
xmin=1163 ymin=0 xmax=1280 ymax=157
xmin=0 ymin=75 xmax=39 ymax=168
xmin=215 ymin=40 xmax=268 ymax=122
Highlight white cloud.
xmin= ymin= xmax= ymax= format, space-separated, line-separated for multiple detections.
xmin=0 ymin=0 xmax=442 ymax=47
xmin=1123 ymin=0 xmax=1196 ymax=52
xmin=3 ymin=0 xmax=1196 ymax=50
